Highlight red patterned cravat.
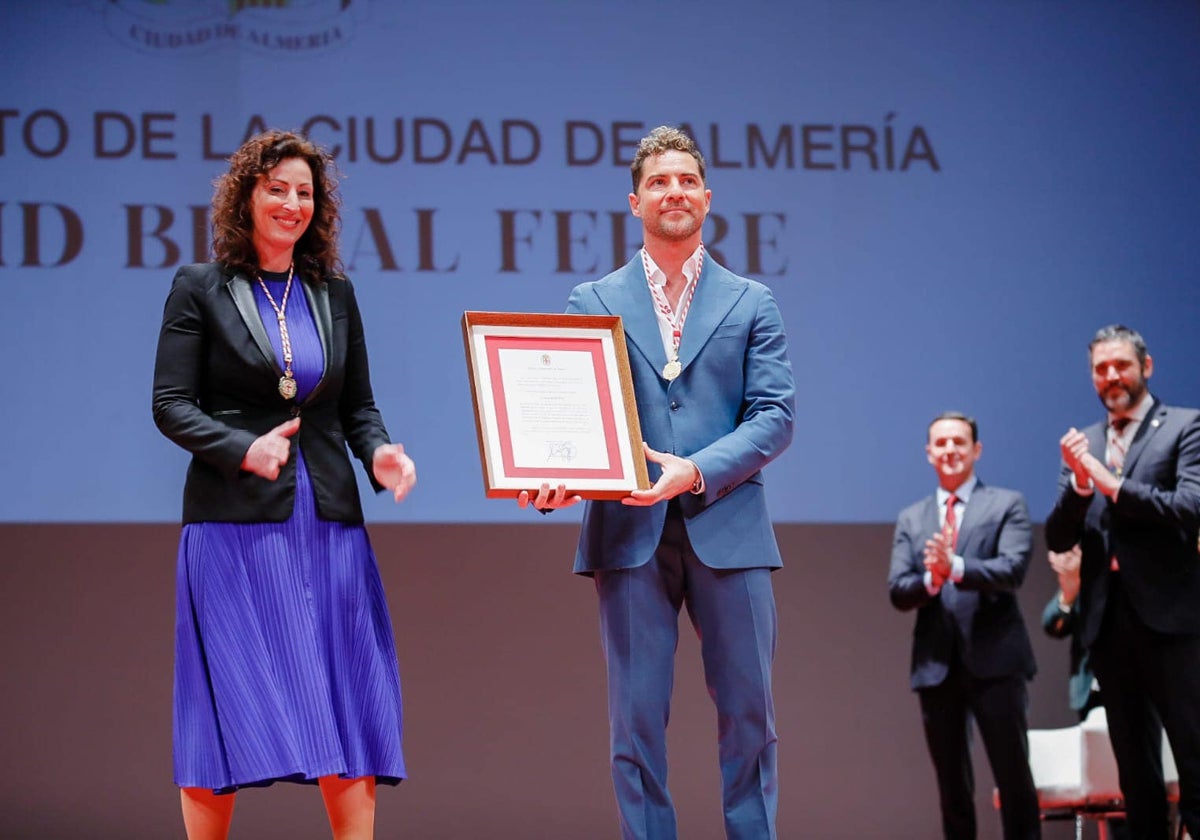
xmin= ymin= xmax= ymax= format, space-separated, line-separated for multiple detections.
xmin=1108 ymin=417 xmax=1132 ymax=571
xmin=1108 ymin=416 xmax=1132 ymax=475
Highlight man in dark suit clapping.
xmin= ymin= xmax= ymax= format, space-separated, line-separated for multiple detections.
xmin=889 ymin=412 xmax=1040 ymax=840
xmin=1046 ymin=324 xmax=1200 ymax=839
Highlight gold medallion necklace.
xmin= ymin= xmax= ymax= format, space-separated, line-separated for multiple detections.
xmin=256 ymin=263 xmax=298 ymax=400
xmin=643 ymin=247 xmax=703 ymax=381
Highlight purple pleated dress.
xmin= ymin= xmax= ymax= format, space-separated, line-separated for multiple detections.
xmin=173 ymin=273 xmax=405 ymax=793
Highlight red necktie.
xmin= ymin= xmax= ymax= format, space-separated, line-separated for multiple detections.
xmin=944 ymin=494 xmax=959 ymax=551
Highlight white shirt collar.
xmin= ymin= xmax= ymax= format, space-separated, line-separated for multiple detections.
xmin=937 ymin=474 xmax=978 ymax=506
xmin=641 ymin=243 xmax=705 ymax=287
xmin=1109 ymin=391 xmax=1154 ymax=430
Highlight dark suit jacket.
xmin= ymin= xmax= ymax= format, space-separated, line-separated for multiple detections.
xmin=152 ymin=262 xmax=390 ymax=524
xmin=889 ymin=482 xmax=1037 ymax=690
xmin=565 ymin=256 xmax=795 ymax=574
xmin=1045 ymin=399 xmax=1200 ymax=647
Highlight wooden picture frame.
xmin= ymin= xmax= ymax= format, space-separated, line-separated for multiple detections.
xmin=462 ymin=311 xmax=650 ymax=499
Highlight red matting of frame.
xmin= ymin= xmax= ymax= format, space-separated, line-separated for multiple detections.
xmin=484 ymin=335 xmax=623 ymax=479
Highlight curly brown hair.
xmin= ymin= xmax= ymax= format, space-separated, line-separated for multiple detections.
xmin=211 ymin=130 xmax=343 ymax=283
xmin=630 ymin=125 xmax=706 ymax=193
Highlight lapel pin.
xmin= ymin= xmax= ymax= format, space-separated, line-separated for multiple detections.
xmin=1151 ymin=419 xmax=1161 ymax=428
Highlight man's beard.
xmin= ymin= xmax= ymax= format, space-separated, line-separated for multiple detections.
xmin=651 ymin=210 xmax=701 ymax=241
xmin=1099 ymin=379 xmax=1147 ymax=412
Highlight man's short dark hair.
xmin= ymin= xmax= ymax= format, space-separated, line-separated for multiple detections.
xmin=928 ymin=411 xmax=978 ymax=443
xmin=1089 ymin=324 xmax=1149 ymax=367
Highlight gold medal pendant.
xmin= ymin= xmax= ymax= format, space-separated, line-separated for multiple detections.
xmin=258 ymin=267 xmax=299 ymax=403
xmin=662 ymin=359 xmax=682 ymax=381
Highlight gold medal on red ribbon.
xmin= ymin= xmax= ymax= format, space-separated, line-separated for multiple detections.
xmin=642 ymin=247 xmax=703 ymax=386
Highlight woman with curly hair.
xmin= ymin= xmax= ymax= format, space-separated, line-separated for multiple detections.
xmin=152 ymin=129 xmax=415 ymax=840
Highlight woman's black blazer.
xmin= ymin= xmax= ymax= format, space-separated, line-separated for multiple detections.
xmin=152 ymin=262 xmax=391 ymax=524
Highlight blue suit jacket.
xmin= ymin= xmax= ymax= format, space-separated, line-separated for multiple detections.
xmin=566 ymin=256 xmax=795 ymax=574
xmin=889 ymin=482 xmax=1037 ymax=690
xmin=1045 ymin=399 xmax=1200 ymax=647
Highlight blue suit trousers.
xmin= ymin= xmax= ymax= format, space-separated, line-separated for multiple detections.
xmin=594 ymin=503 xmax=778 ymax=840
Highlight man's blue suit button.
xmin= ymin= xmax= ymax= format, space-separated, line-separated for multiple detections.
xmin=670 ymin=401 xmax=679 ymax=411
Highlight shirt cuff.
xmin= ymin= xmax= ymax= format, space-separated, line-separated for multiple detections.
xmin=1071 ymin=474 xmax=1095 ymax=496
xmin=950 ymin=555 xmax=965 ymax=582
xmin=924 ymin=570 xmax=942 ymax=596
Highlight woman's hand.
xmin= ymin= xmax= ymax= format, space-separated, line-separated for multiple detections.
xmin=240 ymin=417 xmax=301 ymax=480
xmin=373 ymin=443 xmax=417 ymax=502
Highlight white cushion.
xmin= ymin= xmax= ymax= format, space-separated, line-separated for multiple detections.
xmin=1080 ymin=707 xmax=1123 ymax=801
xmin=1027 ymin=725 xmax=1084 ymax=808
xmin=1017 ymin=706 xmax=1178 ymax=810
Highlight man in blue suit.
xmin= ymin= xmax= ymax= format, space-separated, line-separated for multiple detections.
xmin=889 ymin=412 xmax=1040 ymax=840
xmin=521 ymin=125 xmax=795 ymax=839
xmin=1046 ymin=324 xmax=1200 ymax=840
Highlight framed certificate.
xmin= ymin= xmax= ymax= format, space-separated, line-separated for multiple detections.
xmin=462 ymin=311 xmax=650 ymax=499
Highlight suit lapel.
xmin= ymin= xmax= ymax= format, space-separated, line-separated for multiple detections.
xmin=675 ymin=262 xmax=745 ymax=373
xmin=1122 ymin=399 xmax=1166 ymax=477
xmin=956 ymin=482 xmax=987 ymax=552
xmin=596 ymin=260 xmax=667 ymax=374
xmin=226 ymin=273 xmax=280 ymax=374
xmin=596 ymin=257 xmax=748 ymax=382
xmin=921 ymin=496 xmax=941 ymax=550
xmin=1087 ymin=423 xmax=1106 ymax=463
xmin=299 ymin=278 xmax=332 ymax=403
